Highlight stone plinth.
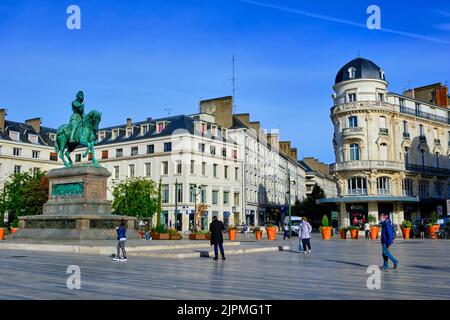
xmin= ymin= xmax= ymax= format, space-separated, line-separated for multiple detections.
xmin=14 ymin=165 xmax=138 ymax=240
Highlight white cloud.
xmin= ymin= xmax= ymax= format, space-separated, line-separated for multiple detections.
xmin=434 ymin=23 xmax=450 ymax=31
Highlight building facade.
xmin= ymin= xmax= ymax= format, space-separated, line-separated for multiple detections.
xmin=320 ymin=57 xmax=450 ymax=228
xmin=299 ymin=157 xmax=337 ymax=199
xmin=0 ymin=97 xmax=306 ymax=232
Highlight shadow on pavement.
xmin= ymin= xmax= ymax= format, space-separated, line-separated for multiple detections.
xmin=325 ymin=259 xmax=369 ymax=268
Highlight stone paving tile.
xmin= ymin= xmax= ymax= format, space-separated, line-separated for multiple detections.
xmin=0 ymin=236 xmax=448 ymax=299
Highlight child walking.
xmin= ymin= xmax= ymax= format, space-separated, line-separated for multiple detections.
xmin=113 ymin=220 xmax=127 ymax=261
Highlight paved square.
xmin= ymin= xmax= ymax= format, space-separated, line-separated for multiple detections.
xmin=0 ymin=235 xmax=449 ymax=299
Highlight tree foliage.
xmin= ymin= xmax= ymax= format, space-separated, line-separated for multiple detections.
xmin=291 ymin=184 xmax=330 ymax=225
xmin=112 ymin=178 xmax=159 ymax=219
xmin=1 ymin=170 xmax=49 ymax=220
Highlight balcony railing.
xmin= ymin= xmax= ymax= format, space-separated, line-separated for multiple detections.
xmin=330 ymin=160 xmax=404 ymax=172
xmin=400 ymin=106 xmax=450 ymax=125
xmin=405 ymin=163 xmax=450 ymax=177
xmin=402 ymin=132 xmax=410 ymax=139
xmin=419 ymin=135 xmax=427 ymax=143
xmin=342 ymin=127 xmax=364 ymax=136
xmin=348 ymin=189 xmax=368 ymax=196
xmin=377 ymin=189 xmax=391 ymax=195
xmin=379 ymin=128 xmax=389 ymax=135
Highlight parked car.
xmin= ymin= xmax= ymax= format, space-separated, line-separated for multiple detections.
xmin=283 ymin=216 xmax=302 ymax=236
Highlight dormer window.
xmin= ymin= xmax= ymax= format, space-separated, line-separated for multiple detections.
xmin=380 ymin=69 xmax=385 ymax=79
xmin=28 ymin=134 xmax=38 ymax=144
xmin=98 ymin=131 xmax=106 ymax=141
xmin=156 ymin=121 xmax=166 ymax=133
xmin=9 ymin=131 xmax=20 ymax=141
xmin=141 ymin=124 xmax=149 ymax=135
xmin=126 ymin=127 xmax=133 ymax=137
xmin=112 ymin=129 xmax=120 ymax=139
xmin=348 ymin=67 xmax=356 ymax=79
xmin=48 ymin=133 xmax=56 ymax=141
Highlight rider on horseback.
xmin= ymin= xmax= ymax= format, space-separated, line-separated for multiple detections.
xmin=69 ymin=91 xmax=85 ymax=143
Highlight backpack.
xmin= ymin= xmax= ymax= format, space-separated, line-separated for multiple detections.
xmin=391 ymin=222 xmax=397 ymax=240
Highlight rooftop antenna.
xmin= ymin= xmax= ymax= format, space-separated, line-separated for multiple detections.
xmin=164 ymin=108 xmax=173 ymax=116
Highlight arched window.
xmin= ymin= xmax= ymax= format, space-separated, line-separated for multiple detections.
xmin=402 ymin=178 xmax=414 ymax=196
xmin=380 ymin=143 xmax=388 ymax=161
xmin=377 ymin=177 xmax=391 ymax=195
xmin=380 ymin=69 xmax=385 ymax=80
xmin=419 ymin=180 xmax=429 ymax=197
xmin=347 ymin=177 xmax=367 ymax=195
xmin=348 ymin=67 xmax=356 ymax=79
xmin=349 ymin=143 xmax=360 ymax=161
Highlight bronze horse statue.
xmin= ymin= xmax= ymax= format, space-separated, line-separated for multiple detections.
xmin=55 ymin=110 xmax=102 ymax=167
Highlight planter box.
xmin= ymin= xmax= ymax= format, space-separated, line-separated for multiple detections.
xmin=170 ymin=234 xmax=182 ymax=240
xmin=205 ymin=234 xmax=211 ymax=240
xmin=189 ymin=234 xmax=206 ymax=240
xmin=151 ymin=232 xmax=170 ymax=240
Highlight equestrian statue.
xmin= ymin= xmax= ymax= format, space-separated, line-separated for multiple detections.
xmin=55 ymin=91 xmax=102 ymax=167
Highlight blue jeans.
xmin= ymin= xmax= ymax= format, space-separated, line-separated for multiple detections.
xmin=382 ymin=244 xmax=398 ymax=268
xmin=214 ymin=243 xmax=225 ymax=257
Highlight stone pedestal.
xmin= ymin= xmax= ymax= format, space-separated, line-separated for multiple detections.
xmin=14 ymin=165 xmax=138 ymax=240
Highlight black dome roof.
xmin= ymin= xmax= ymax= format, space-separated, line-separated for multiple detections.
xmin=335 ymin=57 xmax=385 ymax=84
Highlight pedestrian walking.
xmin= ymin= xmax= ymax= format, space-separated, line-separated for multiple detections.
xmin=113 ymin=220 xmax=127 ymax=261
xmin=380 ymin=213 xmax=398 ymax=271
xmin=283 ymin=223 xmax=289 ymax=240
xmin=144 ymin=221 xmax=152 ymax=240
xmin=419 ymin=222 xmax=425 ymax=239
xmin=364 ymin=222 xmax=370 ymax=239
xmin=209 ymin=216 xmax=226 ymax=260
xmin=299 ymin=217 xmax=312 ymax=254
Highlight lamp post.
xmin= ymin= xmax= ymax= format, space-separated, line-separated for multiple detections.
xmin=189 ymin=184 xmax=202 ymax=232
xmin=287 ymin=179 xmax=297 ymax=238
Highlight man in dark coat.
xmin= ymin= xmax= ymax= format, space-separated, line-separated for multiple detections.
xmin=209 ymin=216 xmax=226 ymax=260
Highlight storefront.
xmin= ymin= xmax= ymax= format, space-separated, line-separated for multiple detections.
xmin=346 ymin=203 xmax=368 ymax=229
xmin=223 ymin=211 xmax=230 ymax=226
xmin=246 ymin=210 xmax=255 ymax=226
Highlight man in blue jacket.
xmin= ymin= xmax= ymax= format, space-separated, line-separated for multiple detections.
xmin=380 ymin=213 xmax=398 ymax=270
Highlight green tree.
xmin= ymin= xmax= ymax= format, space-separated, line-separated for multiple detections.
xmin=1 ymin=170 xmax=49 ymax=221
xmin=292 ymin=184 xmax=330 ymax=225
xmin=112 ymin=178 xmax=159 ymax=219
xmin=156 ymin=177 xmax=162 ymax=226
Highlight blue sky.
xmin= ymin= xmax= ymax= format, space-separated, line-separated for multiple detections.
xmin=0 ymin=0 xmax=449 ymax=163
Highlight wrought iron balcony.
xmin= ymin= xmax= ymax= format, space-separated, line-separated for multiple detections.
xmin=402 ymin=132 xmax=410 ymax=139
xmin=405 ymin=163 xmax=450 ymax=177
xmin=330 ymin=160 xmax=404 ymax=173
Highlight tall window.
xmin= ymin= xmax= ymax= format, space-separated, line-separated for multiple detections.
xmin=145 ymin=163 xmax=151 ymax=177
xmin=420 ymin=149 xmax=426 ymax=167
xmin=403 ymin=121 xmax=408 ymax=134
xmin=114 ymin=166 xmax=119 ymax=179
xmin=378 ymin=93 xmax=384 ymax=101
xmin=419 ymin=124 xmax=424 ymax=136
xmin=201 ymin=186 xmax=207 ymax=203
xmin=131 ymin=146 xmax=138 ymax=156
xmin=128 ymin=164 xmax=135 ymax=178
xmin=202 ymin=162 xmax=206 ymax=176
xmin=435 ymin=153 xmax=440 ymax=168
xmin=147 ymin=144 xmax=154 ymax=154
xmin=213 ymin=164 xmax=218 ymax=177
xmin=435 ymin=181 xmax=444 ymax=196
xmin=347 ymin=177 xmax=367 ymax=195
xmin=13 ymin=148 xmax=21 ymax=156
xmin=235 ymin=167 xmax=239 ymax=180
xmin=419 ymin=180 xmax=429 ymax=197
xmin=402 ymin=179 xmax=414 ymax=196
xmin=32 ymin=150 xmax=40 ymax=159
xmin=190 ymin=160 xmax=195 ymax=175
xmin=14 ymin=165 xmax=21 ymax=174
xmin=189 ymin=184 xmax=196 ymax=203
xmin=212 ymin=190 xmax=219 ymax=205
xmin=348 ymin=93 xmax=357 ymax=102
xmin=348 ymin=116 xmax=358 ymax=128
xmin=224 ymin=166 xmax=229 ymax=179
xmin=116 ymin=148 xmax=123 ymax=158
xmin=176 ymin=184 xmax=183 ymax=203
xmin=378 ymin=116 xmax=386 ymax=129
xmin=234 ymin=192 xmax=240 ymax=206
xmin=162 ymin=185 xmax=169 ymax=203
xmin=415 ymin=103 xmax=421 ymax=116
xmin=210 ymin=146 xmax=216 ymax=155
xmin=222 ymin=148 xmax=227 ymax=157
xmin=404 ymin=147 xmax=409 ymax=166
xmin=377 ymin=177 xmax=391 ymax=195
xmin=162 ymin=161 xmax=169 ymax=175
xmin=349 ymin=143 xmax=360 ymax=161
xmin=198 ymin=143 xmax=205 ymax=153
xmin=223 ymin=191 xmax=230 ymax=204
xmin=176 ymin=161 xmax=182 ymax=174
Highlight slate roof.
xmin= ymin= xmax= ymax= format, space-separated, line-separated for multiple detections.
xmin=335 ymin=57 xmax=385 ymax=84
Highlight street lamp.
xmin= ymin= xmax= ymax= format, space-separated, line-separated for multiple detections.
xmin=189 ymin=184 xmax=202 ymax=232
xmin=287 ymin=180 xmax=297 ymax=238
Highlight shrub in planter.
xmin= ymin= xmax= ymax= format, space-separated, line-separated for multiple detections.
xmin=339 ymin=227 xmax=347 ymax=239
xmin=168 ymin=228 xmax=182 ymax=240
xmin=205 ymin=231 xmax=211 ymax=240
xmin=227 ymin=225 xmax=237 ymax=241
xmin=320 ymin=215 xmax=332 ymax=240
xmin=265 ymin=223 xmax=277 ymax=240
xmin=368 ymin=215 xmax=379 ymax=240
xmin=349 ymin=226 xmax=360 ymax=239
xmin=189 ymin=230 xmax=207 ymax=240
xmin=253 ymin=227 xmax=263 ymax=240
xmin=151 ymin=224 xmax=170 ymax=240
xmin=401 ymin=220 xmax=413 ymax=239
xmin=427 ymin=213 xmax=440 ymax=239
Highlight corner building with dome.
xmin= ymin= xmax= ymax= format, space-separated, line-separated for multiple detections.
xmin=319 ymin=57 xmax=450 ymax=228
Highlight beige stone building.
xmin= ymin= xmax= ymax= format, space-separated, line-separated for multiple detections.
xmin=319 ymin=57 xmax=450 ymax=228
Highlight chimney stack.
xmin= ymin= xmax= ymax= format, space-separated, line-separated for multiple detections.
xmin=0 ymin=109 xmax=6 ymax=133
xmin=126 ymin=118 xmax=132 ymax=127
xmin=25 ymin=117 xmax=42 ymax=133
